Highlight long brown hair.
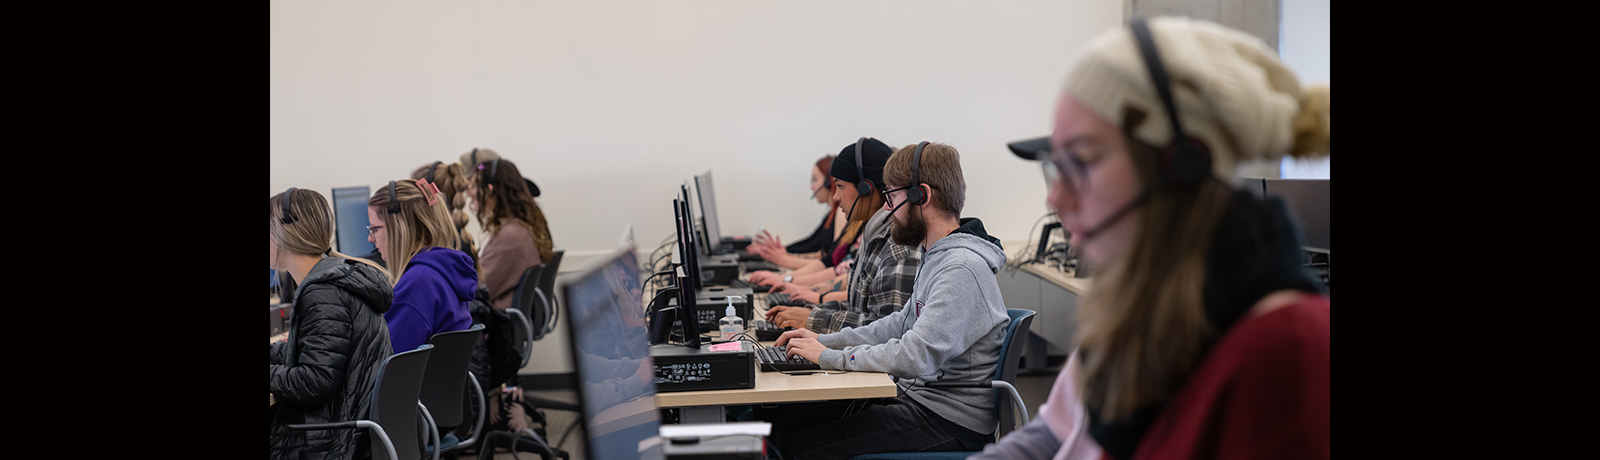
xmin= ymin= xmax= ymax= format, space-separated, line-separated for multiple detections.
xmin=471 ymin=157 xmax=555 ymax=263
xmin=834 ymin=185 xmax=884 ymax=253
xmin=411 ymin=161 xmax=478 ymax=260
xmin=815 ymin=155 xmax=839 ymax=229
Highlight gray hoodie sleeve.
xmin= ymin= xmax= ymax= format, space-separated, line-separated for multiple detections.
xmin=968 ymin=418 xmax=1062 ymax=460
xmin=815 ymin=263 xmax=994 ymax=378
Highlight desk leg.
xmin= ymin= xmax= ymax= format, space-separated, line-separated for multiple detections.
xmin=1025 ymin=332 xmax=1048 ymax=374
xmin=680 ymin=406 xmax=726 ymax=424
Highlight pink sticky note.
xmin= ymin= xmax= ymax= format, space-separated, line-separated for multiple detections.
xmin=708 ymin=342 xmax=743 ymax=352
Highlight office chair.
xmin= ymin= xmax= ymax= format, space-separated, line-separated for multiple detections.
xmin=534 ymin=250 xmax=564 ymax=338
xmin=288 ymin=344 xmax=434 ymax=460
xmin=846 ymin=309 xmax=1036 ymax=460
xmin=509 ymin=264 xmax=544 ymax=368
xmin=420 ymin=324 xmax=489 ymax=460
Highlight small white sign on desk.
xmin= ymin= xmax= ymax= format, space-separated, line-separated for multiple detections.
xmin=659 ymin=421 xmax=771 ymax=438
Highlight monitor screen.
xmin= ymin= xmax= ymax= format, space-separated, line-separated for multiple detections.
xmin=693 ymin=171 xmax=721 ymax=255
xmin=673 ymin=198 xmax=701 ymax=293
xmin=1263 ymin=179 xmax=1329 ymax=252
xmin=331 ymin=186 xmax=376 ymax=256
xmin=558 ymin=244 xmax=664 ymax=460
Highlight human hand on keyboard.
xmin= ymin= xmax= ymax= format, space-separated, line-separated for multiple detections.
xmin=749 ymin=271 xmax=782 ymax=286
xmin=776 ymin=329 xmax=824 ymax=364
xmin=766 ymin=305 xmax=813 ymax=329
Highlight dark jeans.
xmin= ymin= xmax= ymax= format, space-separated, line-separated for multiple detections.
xmin=756 ymin=395 xmax=992 ymax=460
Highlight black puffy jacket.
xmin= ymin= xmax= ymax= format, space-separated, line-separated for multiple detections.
xmin=270 ymin=257 xmax=395 ymax=460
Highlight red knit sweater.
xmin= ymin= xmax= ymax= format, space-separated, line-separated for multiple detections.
xmin=1127 ymin=294 xmax=1331 ymax=460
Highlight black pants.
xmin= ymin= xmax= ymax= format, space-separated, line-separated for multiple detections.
xmin=757 ymin=395 xmax=992 ymax=460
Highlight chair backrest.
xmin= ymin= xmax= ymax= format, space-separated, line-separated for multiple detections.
xmin=370 ymin=345 xmax=434 ymax=460
xmin=512 ymin=264 xmax=548 ymax=341
xmin=995 ymin=309 xmax=1036 ymax=437
xmin=420 ymin=324 xmax=484 ymax=430
xmin=506 ymin=307 xmax=534 ymax=369
xmin=536 ymin=250 xmax=565 ymax=334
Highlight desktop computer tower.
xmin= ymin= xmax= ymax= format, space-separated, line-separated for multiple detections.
xmin=669 ymin=293 xmax=753 ymax=333
xmin=663 ymin=433 xmax=764 ymax=459
xmin=697 ymin=256 xmax=740 ymax=285
xmin=715 ymin=235 xmax=753 ymax=254
xmin=649 ymin=342 xmax=756 ymax=393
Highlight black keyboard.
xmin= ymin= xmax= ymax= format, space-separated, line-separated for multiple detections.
xmin=737 ymin=251 xmax=764 ymax=262
xmin=756 ymin=345 xmax=821 ymax=372
xmin=764 ymin=293 xmax=809 ymax=307
xmin=742 ymin=261 xmax=779 ymax=273
xmin=751 ymin=320 xmax=794 ymax=341
xmin=729 ymin=279 xmax=771 ymax=293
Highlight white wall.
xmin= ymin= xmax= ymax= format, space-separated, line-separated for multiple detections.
xmin=1279 ymin=0 xmax=1331 ymax=179
xmin=271 ymin=0 xmax=1124 ymax=258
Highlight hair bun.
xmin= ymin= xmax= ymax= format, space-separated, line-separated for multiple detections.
xmin=1290 ymin=84 xmax=1330 ymax=158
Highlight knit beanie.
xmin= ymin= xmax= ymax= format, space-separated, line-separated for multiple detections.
xmin=1061 ymin=17 xmax=1330 ymax=181
xmin=830 ymin=137 xmax=894 ymax=192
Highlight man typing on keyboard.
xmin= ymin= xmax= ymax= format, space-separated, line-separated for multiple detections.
xmin=760 ymin=137 xmax=923 ymax=334
xmin=761 ymin=142 xmax=1010 ymax=459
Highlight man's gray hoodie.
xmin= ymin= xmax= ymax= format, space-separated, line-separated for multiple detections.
xmin=817 ymin=217 xmax=1010 ymax=435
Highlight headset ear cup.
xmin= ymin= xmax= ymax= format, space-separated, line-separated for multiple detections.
xmin=907 ymin=185 xmax=927 ymax=206
xmin=858 ymin=181 xmax=872 ymax=196
xmin=1167 ymin=138 xmax=1213 ymax=187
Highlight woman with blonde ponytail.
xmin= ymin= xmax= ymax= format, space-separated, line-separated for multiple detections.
xmin=979 ymin=17 xmax=1330 ymax=460
xmin=367 ymin=179 xmax=479 ymax=355
xmin=269 ymin=187 xmax=394 ymax=460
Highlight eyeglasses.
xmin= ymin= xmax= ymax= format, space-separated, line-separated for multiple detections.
xmin=881 ymin=186 xmax=912 ymax=208
xmin=366 ymin=225 xmax=384 ymax=236
xmin=1042 ymin=145 xmax=1111 ymax=192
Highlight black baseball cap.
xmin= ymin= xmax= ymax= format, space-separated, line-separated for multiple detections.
xmin=1007 ymin=136 xmax=1052 ymax=161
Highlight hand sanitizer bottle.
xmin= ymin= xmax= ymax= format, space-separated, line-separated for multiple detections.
xmin=718 ymin=296 xmax=745 ymax=342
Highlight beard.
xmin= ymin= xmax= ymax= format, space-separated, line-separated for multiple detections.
xmin=889 ymin=206 xmax=927 ymax=247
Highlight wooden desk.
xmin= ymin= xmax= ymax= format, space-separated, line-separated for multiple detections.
xmin=999 ymin=262 xmax=1092 ymax=373
xmin=654 ymin=333 xmax=898 ymax=423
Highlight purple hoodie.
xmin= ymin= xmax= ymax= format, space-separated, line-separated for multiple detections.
xmin=386 ymin=247 xmax=477 ymax=354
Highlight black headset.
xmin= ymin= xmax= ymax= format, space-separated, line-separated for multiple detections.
xmin=906 ymin=141 xmax=930 ymax=206
xmin=386 ymin=180 xmax=402 ymax=214
xmin=280 ymin=187 xmax=298 ymax=224
xmin=1130 ymin=18 xmax=1212 ymax=189
xmin=426 ymin=160 xmax=442 ymax=183
xmin=853 ymin=137 xmax=874 ymax=196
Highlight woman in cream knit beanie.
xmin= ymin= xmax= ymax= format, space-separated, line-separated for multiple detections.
xmin=984 ymin=17 xmax=1331 ymax=460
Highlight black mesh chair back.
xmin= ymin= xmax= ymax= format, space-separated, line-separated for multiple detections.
xmin=996 ymin=308 xmax=1036 ymax=436
xmin=371 ymin=345 xmax=434 ymax=460
xmin=420 ymin=324 xmax=485 ymax=432
xmin=512 ymin=264 xmax=548 ymax=341
xmin=535 ymin=250 xmax=564 ymax=336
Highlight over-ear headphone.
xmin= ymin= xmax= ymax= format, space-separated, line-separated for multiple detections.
xmin=906 ymin=141 xmax=930 ymax=206
xmin=426 ymin=160 xmax=442 ymax=183
xmin=1130 ymin=18 xmax=1212 ymax=189
xmin=386 ymin=180 xmax=402 ymax=214
xmin=280 ymin=187 xmax=299 ymax=224
xmin=854 ymin=137 xmax=874 ymax=196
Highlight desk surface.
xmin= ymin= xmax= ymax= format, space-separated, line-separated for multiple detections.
xmin=1019 ymin=262 xmax=1092 ymax=296
xmin=655 ymin=343 xmax=897 ymax=408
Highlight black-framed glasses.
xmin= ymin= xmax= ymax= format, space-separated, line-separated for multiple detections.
xmin=1042 ymin=146 xmax=1110 ymax=192
xmin=881 ymin=186 xmax=912 ymax=208
xmin=366 ymin=225 xmax=384 ymax=236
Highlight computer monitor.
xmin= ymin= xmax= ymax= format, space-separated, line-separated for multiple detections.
xmin=692 ymin=171 xmax=722 ymax=256
xmin=331 ymin=186 xmax=376 ymax=256
xmin=557 ymin=244 xmax=664 ymax=460
xmin=672 ymin=198 xmax=702 ymax=293
xmin=1263 ymin=178 xmax=1330 ymax=252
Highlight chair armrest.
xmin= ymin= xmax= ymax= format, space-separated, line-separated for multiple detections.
xmin=286 ymin=420 xmax=398 ymax=460
xmin=923 ymin=380 xmax=1029 ymax=425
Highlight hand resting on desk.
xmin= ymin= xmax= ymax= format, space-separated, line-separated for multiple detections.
xmin=774 ymin=328 xmax=823 ymax=364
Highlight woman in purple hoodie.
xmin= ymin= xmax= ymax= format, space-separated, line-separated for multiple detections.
xmin=368 ymin=178 xmax=479 ymax=354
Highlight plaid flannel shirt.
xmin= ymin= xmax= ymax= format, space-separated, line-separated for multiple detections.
xmin=806 ymin=210 xmax=923 ymax=333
